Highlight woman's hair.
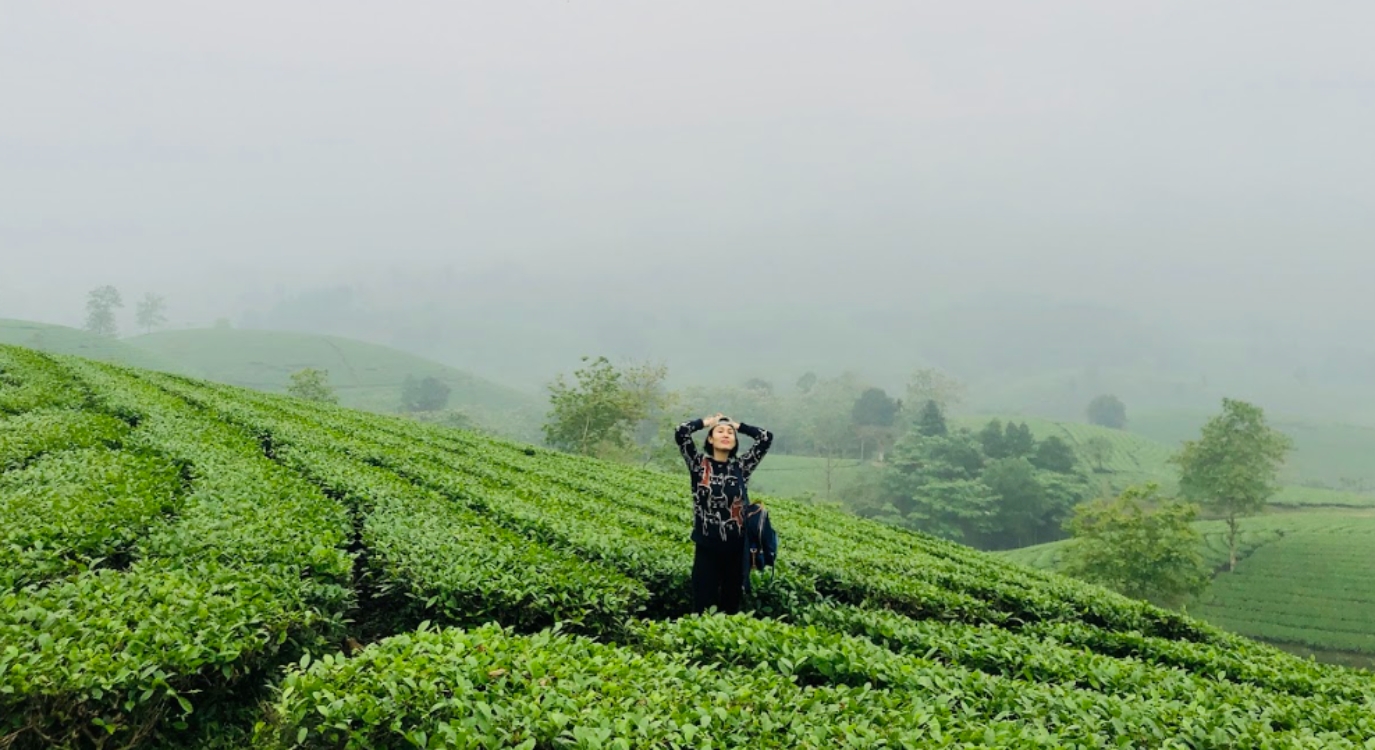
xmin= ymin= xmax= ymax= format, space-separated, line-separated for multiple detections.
xmin=703 ymin=424 xmax=740 ymax=458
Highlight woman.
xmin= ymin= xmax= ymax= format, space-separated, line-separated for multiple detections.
xmin=674 ymin=412 xmax=773 ymax=614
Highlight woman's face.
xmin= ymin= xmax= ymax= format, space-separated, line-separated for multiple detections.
xmin=709 ymin=423 xmax=737 ymax=452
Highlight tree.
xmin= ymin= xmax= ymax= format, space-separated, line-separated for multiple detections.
xmin=914 ymin=399 xmax=948 ymax=437
xmin=620 ymin=360 xmax=676 ymax=467
xmin=978 ymin=420 xmax=1007 ymax=459
xmin=1060 ymin=483 xmax=1209 ymax=609
xmin=1082 ymin=436 xmax=1116 ymax=473
xmin=1031 ymin=435 xmax=1078 ymax=474
xmin=883 ymin=428 xmax=997 ymax=541
xmin=851 ymin=387 xmax=898 ymax=428
xmin=401 ymin=375 xmax=452 ymax=412
xmin=885 ymin=429 xmax=995 ymax=542
xmin=796 ymin=374 xmax=865 ymax=499
xmin=135 ymin=293 xmax=167 ymax=334
xmin=84 ymin=285 xmax=123 ymax=338
xmin=1087 ymin=394 xmax=1127 ymax=429
xmin=543 ymin=356 xmax=667 ymax=460
xmin=982 ymin=457 xmax=1046 ymax=548
xmin=903 ymin=367 xmax=966 ymax=413
xmin=1002 ymin=421 xmax=1036 ymax=458
xmin=1171 ymin=398 xmax=1292 ymax=571
xmin=287 ymin=368 xmax=337 ymax=403
xmin=796 ymin=371 xmax=818 ymax=394
xmin=983 ymin=455 xmax=1088 ymax=549
xmin=852 ymin=387 xmax=899 ymax=461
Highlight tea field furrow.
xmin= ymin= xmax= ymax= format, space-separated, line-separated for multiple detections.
xmin=798 ymin=604 xmax=1371 ymax=719
xmin=279 ymin=440 xmax=652 ymax=635
xmin=136 ymin=376 xmax=696 ymax=622
xmin=0 ymin=347 xmax=88 ymax=414
xmin=0 ymin=357 xmax=354 ymax=749
xmin=1021 ymin=620 xmax=1375 ymax=701
xmin=0 ymin=448 xmax=187 ymax=589
xmin=627 ymin=613 xmax=1375 ymax=747
xmin=0 ymin=408 xmax=130 ymax=471
xmin=1191 ymin=616 xmax=1375 ymax=654
xmin=258 ymin=622 xmax=1339 ymax=750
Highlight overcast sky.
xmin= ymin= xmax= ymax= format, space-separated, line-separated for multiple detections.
xmin=3 ymin=1 xmax=1374 ymax=333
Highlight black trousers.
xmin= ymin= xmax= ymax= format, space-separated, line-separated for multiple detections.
xmin=692 ymin=539 xmax=745 ymax=615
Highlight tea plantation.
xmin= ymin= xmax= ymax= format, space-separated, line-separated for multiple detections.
xmin=1001 ymin=511 xmax=1375 ymax=664
xmin=5 ymin=345 xmax=1375 ymax=749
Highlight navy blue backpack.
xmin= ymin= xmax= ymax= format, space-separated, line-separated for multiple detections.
xmin=737 ymin=463 xmax=778 ymax=594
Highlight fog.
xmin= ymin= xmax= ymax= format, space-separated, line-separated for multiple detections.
xmin=4 ymin=2 xmax=1375 ymax=415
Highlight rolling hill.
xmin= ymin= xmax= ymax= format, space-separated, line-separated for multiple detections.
xmin=127 ymin=327 xmax=545 ymax=440
xmin=1000 ymin=509 xmax=1375 ymax=668
xmin=0 ymin=318 xmax=190 ymax=375
xmin=1128 ymin=410 xmax=1375 ymax=494
xmin=6 ymin=343 xmax=1375 ymax=748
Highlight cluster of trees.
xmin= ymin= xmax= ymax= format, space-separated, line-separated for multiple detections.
xmin=1061 ymin=398 xmax=1291 ymax=608
xmin=83 ymin=286 xmax=168 ymax=338
xmin=542 ymin=356 xmax=677 ymax=467
xmin=539 ymin=356 xmax=974 ymax=481
xmin=287 ymin=368 xmax=468 ymax=427
xmin=854 ymin=403 xmax=1093 ymax=550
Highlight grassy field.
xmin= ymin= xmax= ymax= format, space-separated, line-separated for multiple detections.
xmin=1000 ymin=509 xmax=1375 ymax=665
xmin=8 ymin=343 xmax=1375 ymax=748
xmin=748 ymin=453 xmax=872 ymax=501
xmin=128 ymin=327 xmax=545 ymax=440
xmin=0 ymin=318 xmax=190 ymax=374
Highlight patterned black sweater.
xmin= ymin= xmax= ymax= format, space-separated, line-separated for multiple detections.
xmin=674 ymin=418 xmax=774 ymax=545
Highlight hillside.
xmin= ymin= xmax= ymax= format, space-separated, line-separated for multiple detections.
xmin=127 ymin=327 xmax=544 ymax=440
xmin=5 ymin=343 xmax=1375 ymax=748
xmin=1129 ymin=410 xmax=1375 ymax=494
xmin=0 ymin=318 xmax=190 ymax=375
xmin=1000 ymin=509 xmax=1375 ymax=667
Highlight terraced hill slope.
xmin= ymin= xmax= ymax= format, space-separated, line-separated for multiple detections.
xmin=1001 ymin=510 xmax=1375 ymax=665
xmin=5 ymin=344 xmax=1375 ymax=748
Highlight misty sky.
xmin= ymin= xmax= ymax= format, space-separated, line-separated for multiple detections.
xmin=3 ymin=1 xmax=1375 ymax=334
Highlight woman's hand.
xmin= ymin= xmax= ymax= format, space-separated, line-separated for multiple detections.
xmin=703 ymin=413 xmax=726 ymax=429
